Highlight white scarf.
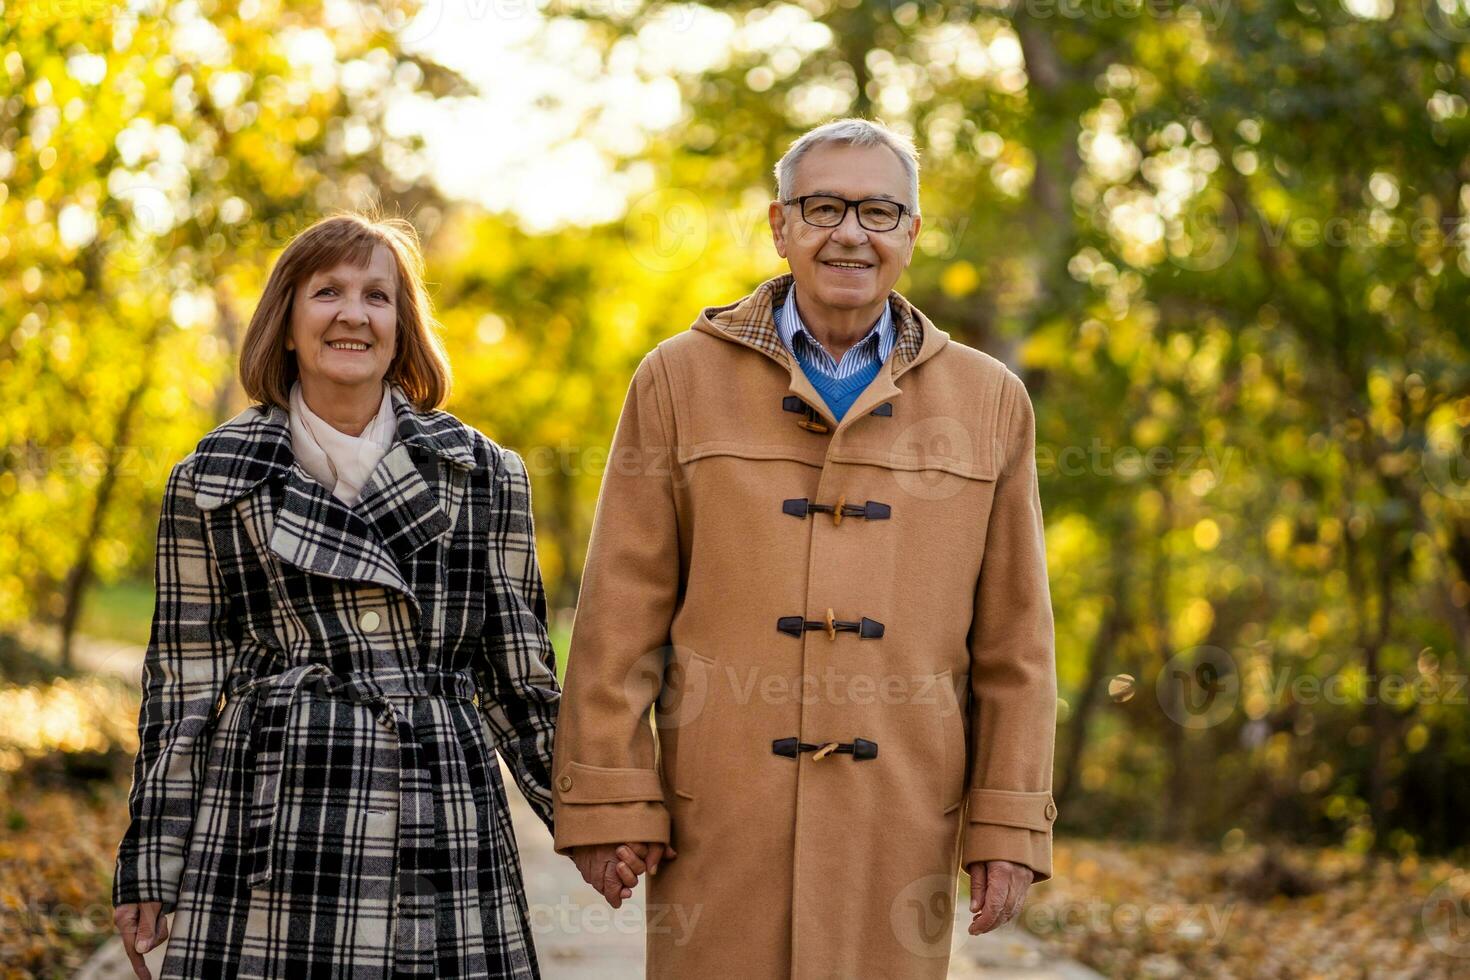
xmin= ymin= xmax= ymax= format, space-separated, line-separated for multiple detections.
xmin=288 ymin=380 xmax=396 ymax=507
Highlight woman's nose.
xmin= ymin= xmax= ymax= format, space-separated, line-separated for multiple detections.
xmin=338 ymin=297 xmax=369 ymax=326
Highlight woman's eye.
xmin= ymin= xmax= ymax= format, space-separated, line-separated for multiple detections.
xmin=314 ymin=287 xmax=388 ymax=300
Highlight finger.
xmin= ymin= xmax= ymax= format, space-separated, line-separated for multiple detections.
xmin=152 ymin=910 xmax=171 ymax=947
xmin=122 ymin=939 xmax=152 ymax=980
xmin=644 ymin=843 xmax=665 ymax=875
xmin=970 ymin=868 xmax=1011 ymax=935
xmin=617 ymin=845 xmax=648 ymax=876
xmin=615 ymin=860 xmax=639 ymax=889
xmin=115 ymin=912 xmax=150 ymax=980
xmin=968 ymin=863 xmax=986 ymax=914
xmin=626 ymin=842 xmax=650 ymax=858
xmin=599 ymin=862 xmax=624 ymax=909
xmin=135 ymin=904 xmax=158 ymax=954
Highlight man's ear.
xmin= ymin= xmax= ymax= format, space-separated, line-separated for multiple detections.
xmin=904 ymin=213 xmax=922 ymax=266
xmin=768 ymin=200 xmax=788 ymax=258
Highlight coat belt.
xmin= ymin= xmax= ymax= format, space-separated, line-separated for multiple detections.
xmin=223 ymin=662 xmax=477 ymax=961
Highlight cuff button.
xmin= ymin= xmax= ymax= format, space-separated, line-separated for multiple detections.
xmin=1044 ymin=801 xmax=1058 ymax=821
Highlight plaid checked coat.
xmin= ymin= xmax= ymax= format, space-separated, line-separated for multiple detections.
xmin=112 ymin=383 xmax=560 ymax=979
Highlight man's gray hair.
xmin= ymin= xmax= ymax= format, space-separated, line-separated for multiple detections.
xmin=774 ymin=118 xmax=921 ymax=216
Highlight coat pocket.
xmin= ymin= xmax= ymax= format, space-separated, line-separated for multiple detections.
xmin=936 ymin=669 xmax=967 ymax=815
xmin=657 ymin=648 xmax=716 ymax=801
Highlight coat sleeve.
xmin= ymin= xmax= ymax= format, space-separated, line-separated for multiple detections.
xmin=960 ymin=370 xmax=1060 ymax=884
xmin=550 ymin=351 xmax=678 ymax=854
xmin=114 ymin=456 xmax=236 ymax=913
xmin=476 ymin=447 xmax=561 ymax=835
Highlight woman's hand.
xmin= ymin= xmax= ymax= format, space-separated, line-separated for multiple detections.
xmin=113 ymin=901 xmax=168 ymax=980
xmin=570 ymin=841 xmax=677 ymax=908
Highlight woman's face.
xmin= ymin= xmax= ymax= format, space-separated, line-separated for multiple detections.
xmin=286 ymin=244 xmax=399 ymax=394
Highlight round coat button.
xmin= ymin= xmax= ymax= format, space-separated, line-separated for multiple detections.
xmin=359 ymin=610 xmax=381 ymax=633
xmin=1044 ymin=801 xmax=1058 ymax=821
xmin=557 ymin=775 xmax=573 ymax=792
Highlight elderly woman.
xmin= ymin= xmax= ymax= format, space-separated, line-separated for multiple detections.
xmin=110 ymin=213 xmax=564 ymax=979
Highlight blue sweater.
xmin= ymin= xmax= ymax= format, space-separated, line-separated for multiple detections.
xmin=774 ymin=289 xmax=892 ymax=421
xmin=800 ymin=355 xmax=881 ymax=421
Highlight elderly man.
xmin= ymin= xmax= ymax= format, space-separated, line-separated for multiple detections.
xmin=550 ymin=118 xmax=1058 ymax=978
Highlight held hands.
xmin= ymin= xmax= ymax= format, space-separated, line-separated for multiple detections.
xmin=965 ymin=860 xmax=1034 ymax=935
xmin=113 ymin=901 xmax=168 ymax=980
xmin=570 ymin=842 xmax=677 ymax=908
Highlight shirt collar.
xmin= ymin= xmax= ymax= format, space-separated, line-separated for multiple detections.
xmin=776 ymin=285 xmax=894 ymax=370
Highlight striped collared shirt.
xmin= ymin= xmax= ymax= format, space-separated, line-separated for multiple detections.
xmin=774 ymin=284 xmax=895 ymax=381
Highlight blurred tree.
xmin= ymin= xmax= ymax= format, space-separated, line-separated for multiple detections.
xmin=0 ymin=0 xmax=471 ymax=665
xmin=530 ymin=0 xmax=1470 ymax=854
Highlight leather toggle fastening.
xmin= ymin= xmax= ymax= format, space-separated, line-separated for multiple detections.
xmin=777 ymin=611 xmax=884 ymax=639
xmin=782 ymin=497 xmax=892 ymax=523
xmin=781 ymin=396 xmax=830 ymax=434
xmin=772 ymin=737 xmax=879 ymax=761
xmin=783 ymin=395 xmax=891 ymax=428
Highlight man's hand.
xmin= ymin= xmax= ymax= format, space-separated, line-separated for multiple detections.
xmin=570 ymin=842 xmax=678 ymax=908
xmin=965 ymin=860 xmax=1033 ymax=934
xmin=113 ymin=901 xmax=168 ymax=980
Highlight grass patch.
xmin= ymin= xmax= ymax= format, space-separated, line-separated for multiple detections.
xmin=78 ymin=580 xmax=155 ymax=648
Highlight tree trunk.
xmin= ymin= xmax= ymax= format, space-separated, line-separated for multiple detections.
xmin=57 ymin=323 xmax=165 ymax=670
xmin=1056 ymin=535 xmax=1132 ymax=808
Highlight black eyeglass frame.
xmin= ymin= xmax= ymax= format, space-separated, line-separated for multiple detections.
xmin=781 ymin=194 xmax=914 ymax=232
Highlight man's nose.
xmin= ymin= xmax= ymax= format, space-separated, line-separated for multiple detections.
xmin=830 ymin=207 xmax=869 ymax=246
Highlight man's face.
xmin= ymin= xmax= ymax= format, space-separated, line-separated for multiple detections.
xmin=768 ymin=141 xmax=922 ymax=312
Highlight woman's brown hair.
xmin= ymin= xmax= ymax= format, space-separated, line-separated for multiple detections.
xmin=238 ymin=209 xmax=451 ymax=412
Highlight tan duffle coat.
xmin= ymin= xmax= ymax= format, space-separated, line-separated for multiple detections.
xmin=551 ymin=273 xmax=1058 ymax=979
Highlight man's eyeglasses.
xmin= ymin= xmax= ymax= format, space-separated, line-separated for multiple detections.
xmin=782 ymin=195 xmax=912 ymax=233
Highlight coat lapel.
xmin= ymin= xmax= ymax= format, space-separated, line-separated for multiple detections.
xmin=191 ymin=384 xmax=476 ymax=617
xmin=692 ymin=273 xmax=949 ymax=433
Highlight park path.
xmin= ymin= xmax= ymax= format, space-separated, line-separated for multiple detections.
xmin=68 ymin=633 xmax=1098 ymax=979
